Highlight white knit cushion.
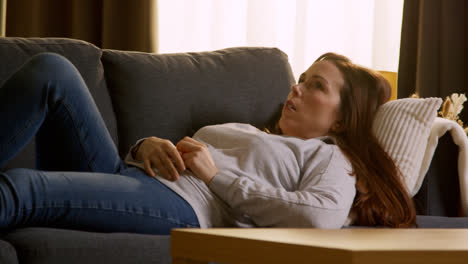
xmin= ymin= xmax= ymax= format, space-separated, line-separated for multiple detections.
xmin=372 ymin=97 xmax=443 ymax=196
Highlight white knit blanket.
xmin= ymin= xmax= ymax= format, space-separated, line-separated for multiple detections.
xmin=416 ymin=117 xmax=468 ymax=216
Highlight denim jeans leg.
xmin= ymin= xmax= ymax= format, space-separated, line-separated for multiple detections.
xmin=0 ymin=53 xmax=124 ymax=173
xmin=0 ymin=167 xmax=199 ymax=235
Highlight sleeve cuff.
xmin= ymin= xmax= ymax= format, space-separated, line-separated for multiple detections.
xmin=208 ymin=171 xmax=238 ymax=200
xmin=124 ymin=137 xmax=150 ymax=163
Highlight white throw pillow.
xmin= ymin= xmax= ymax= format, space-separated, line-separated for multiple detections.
xmin=372 ymin=97 xmax=443 ymax=196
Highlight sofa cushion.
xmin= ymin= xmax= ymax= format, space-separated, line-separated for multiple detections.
xmin=102 ymin=47 xmax=294 ymax=156
xmin=0 ymin=239 xmax=18 ymax=264
xmin=416 ymin=215 xmax=468 ymax=228
xmin=3 ymin=228 xmax=170 ymax=264
xmin=345 ymin=215 xmax=468 ymax=228
xmin=372 ymin=97 xmax=442 ymax=196
xmin=0 ymin=37 xmax=118 ymax=169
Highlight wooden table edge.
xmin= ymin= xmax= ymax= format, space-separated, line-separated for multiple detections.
xmin=171 ymin=228 xmax=468 ymax=264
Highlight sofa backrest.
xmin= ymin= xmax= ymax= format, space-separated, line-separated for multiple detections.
xmin=102 ymin=47 xmax=295 ymax=157
xmin=0 ymin=38 xmax=118 ymax=169
xmin=0 ymin=37 xmax=295 ymax=168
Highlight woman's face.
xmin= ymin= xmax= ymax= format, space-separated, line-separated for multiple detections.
xmin=279 ymin=60 xmax=344 ymax=139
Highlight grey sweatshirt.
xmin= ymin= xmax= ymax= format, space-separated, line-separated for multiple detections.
xmin=125 ymin=123 xmax=356 ymax=228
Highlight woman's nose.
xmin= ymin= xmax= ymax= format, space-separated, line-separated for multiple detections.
xmin=291 ymin=83 xmax=303 ymax=97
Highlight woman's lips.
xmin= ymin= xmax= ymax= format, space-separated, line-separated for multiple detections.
xmin=285 ymin=100 xmax=297 ymax=111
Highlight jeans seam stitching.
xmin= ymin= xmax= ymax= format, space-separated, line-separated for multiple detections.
xmin=59 ymin=99 xmax=95 ymax=171
xmin=17 ymin=203 xmax=199 ymax=227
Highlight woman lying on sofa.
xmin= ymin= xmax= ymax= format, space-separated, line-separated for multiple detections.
xmin=0 ymin=52 xmax=416 ymax=234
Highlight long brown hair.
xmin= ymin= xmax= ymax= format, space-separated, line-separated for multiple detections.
xmin=265 ymin=52 xmax=417 ymax=227
xmin=316 ymin=52 xmax=416 ymax=227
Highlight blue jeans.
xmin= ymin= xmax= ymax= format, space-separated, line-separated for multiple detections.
xmin=0 ymin=53 xmax=199 ymax=234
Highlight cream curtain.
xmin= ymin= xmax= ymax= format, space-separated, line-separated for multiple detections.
xmin=5 ymin=0 xmax=157 ymax=52
xmin=157 ymin=0 xmax=404 ymax=79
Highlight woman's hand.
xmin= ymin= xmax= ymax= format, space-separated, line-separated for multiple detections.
xmin=176 ymin=137 xmax=219 ymax=185
xmin=135 ymin=136 xmax=186 ymax=181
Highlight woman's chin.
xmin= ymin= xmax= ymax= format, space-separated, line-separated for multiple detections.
xmin=278 ymin=119 xmax=294 ymax=137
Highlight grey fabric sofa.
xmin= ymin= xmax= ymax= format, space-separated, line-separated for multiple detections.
xmin=0 ymin=37 xmax=466 ymax=263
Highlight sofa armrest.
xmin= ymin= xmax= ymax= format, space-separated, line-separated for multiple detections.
xmin=413 ymin=133 xmax=460 ymax=216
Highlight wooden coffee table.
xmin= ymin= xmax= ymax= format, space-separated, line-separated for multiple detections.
xmin=171 ymin=228 xmax=468 ymax=264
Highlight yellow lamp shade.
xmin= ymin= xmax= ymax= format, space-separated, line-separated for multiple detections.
xmin=378 ymin=71 xmax=398 ymax=101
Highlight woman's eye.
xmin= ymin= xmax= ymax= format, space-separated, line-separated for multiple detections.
xmin=313 ymin=81 xmax=323 ymax=89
